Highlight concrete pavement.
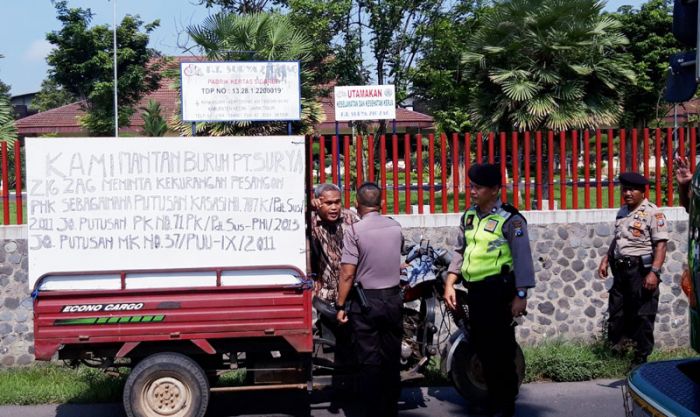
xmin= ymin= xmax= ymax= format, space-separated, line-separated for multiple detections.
xmin=0 ymin=379 xmax=628 ymax=417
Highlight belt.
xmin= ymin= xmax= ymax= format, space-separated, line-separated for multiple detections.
xmin=466 ymin=273 xmax=513 ymax=287
xmin=613 ymin=255 xmax=641 ymax=267
xmin=363 ymin=286 xmax=400 ymax=297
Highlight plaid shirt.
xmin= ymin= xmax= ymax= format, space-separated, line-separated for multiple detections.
xmin=310 ymin=208 xmax=360 ymax=302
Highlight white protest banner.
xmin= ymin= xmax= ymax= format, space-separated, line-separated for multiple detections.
xmin=181 ymin=61 xmax=301 ymax=122
xmin=334 ymin=85 xmax=396 ymax=121
xmin=26 ymin=137 xmax=306 ymax=289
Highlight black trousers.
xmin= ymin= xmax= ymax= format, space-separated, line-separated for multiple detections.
xmin=467 ymin=275 xmax=519 ymax=412
xmin=349 ymin=287 xmax=403 ymax=417
xmin=608 ymin=262 xmax=660 ymax=360
xmin=314 ymin=297 xmax=356 ymax=371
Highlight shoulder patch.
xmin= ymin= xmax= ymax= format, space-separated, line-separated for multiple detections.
xmin=512 ymin=219 xmax=524 ymax=237
xmin=655 ymin=213 xmax=666 ymax=227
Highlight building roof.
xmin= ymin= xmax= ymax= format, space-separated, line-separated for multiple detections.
xmin=16 ymin=57 xmax=434 ymax=136
xmin=15 ymin=77 xmax=180 ymax=136
xmin=662 ymin=98 xmax=700 ymax=126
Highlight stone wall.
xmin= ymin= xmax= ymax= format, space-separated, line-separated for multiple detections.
xmin=398 ymin=207 xmax=691 ymax=348
xmin=0 ymin=208 xmax=691 ymax=366
xmin=0 ymin=228 xmax=32 ymax=367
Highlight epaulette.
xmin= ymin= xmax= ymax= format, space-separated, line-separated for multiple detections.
xmin=501 ymin=203 xmax=526 ymax=223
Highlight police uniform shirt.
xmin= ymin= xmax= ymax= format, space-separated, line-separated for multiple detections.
xmin=448 ymin=201 xmax=536 ymax=289
xmin=613 ymin=199 xmax=669 ymax=258
xmin=341 ymin=212 xmax=403 ymax=289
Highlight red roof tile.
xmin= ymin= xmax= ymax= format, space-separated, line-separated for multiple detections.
xmin=662 ymin=98 xmax=700 ymax=126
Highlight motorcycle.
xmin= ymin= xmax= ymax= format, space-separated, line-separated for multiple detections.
xmin=311 ymin=238 xmax=526 ymax=403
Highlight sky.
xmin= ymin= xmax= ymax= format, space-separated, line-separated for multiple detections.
xmin=0 ymin=0 xmax=645 ymax=96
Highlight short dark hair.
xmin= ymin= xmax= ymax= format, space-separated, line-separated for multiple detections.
xmin=357 ymin=182 xmax=381 ymax=208
xmin=314 ymin=183 xmax=341 ymax=198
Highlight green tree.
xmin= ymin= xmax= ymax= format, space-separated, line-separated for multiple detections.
xmin=195 ymin=0 xmax=444 ymax=101
xmin=362 ymin=0 xmax=444 ymax=102
xmin=0 ymin=93 xmax=22 ymax=189
xmin=613 ymin=0 xmax=682 ymax=127
xmin=463 ymin=0 xmax=636 ymax=131
xmin=32 ymin=78 xmax=76 ymax=112
xmin=0 ymin=54 xmax=14 ymax=127
xmin=284 ymin=0 xmax=365 ymax=86
xmin=0 ymin=54 xmax=11 ymax=100
xmin=411 ymin=1 xmax=487 ymax=133
xmin=0 ymin=80 xmax=9 ymax=100
xmin=0 ymin=93 xmax=16 ymax=145
xmin=173 ymin=12 xmax=322 ymax=136
xmin=196 ymin=0 xmax=274 ymax=13
xmin=45 ymin=1 xmax=164 ymax=136
xmin=140 ymin=99 xmax=168 ymax=136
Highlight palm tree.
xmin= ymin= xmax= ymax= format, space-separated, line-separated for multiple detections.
xmin=462 ymin=0 xmax=636 ymax=132
xmin=0 ymin=93 xmax=21 ymax=189
xmin=0 ymin=94 xmax=16 ymax=148
xmin=171 ymin=12 xmax=323 ymax=136
xmin=141 ymin=100 xmax=168 ymax=137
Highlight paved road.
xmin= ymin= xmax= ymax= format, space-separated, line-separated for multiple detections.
xmin=0 ymin=379 xmax=629 ymax=417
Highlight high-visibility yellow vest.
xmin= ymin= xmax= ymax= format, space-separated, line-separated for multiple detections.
xmin=460 ymin=206 xmax=514 ymax=282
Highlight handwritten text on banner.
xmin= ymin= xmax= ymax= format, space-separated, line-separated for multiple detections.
xmin=26 ymin=137 xmax=306 ymax=288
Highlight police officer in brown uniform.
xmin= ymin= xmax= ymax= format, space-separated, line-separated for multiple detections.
xmin=336 ymin=182 xmax=404 ymax=417
xmin=598 ymin=172 xmax=668 ymax=364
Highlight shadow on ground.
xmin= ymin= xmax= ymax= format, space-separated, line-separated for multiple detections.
xmin=55 ymin=403 xmax=125 ymax=417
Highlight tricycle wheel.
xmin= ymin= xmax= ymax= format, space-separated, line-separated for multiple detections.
xmin=123 ymin=352 xmax=209 ymax=417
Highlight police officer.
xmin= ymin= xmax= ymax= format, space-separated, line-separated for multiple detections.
xmin=336 ymin=182 xmax=404 ymax=417
xmin=444 ymin=163 xmax=535 ymax=417
xmin=598 ymin=172 xmax=668 ymax=364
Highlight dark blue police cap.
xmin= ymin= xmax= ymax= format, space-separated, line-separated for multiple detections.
xmin=468 ymin=163 xmax=501 ymax=187
xmin=619 ymin=172 xmax=649 ymax=188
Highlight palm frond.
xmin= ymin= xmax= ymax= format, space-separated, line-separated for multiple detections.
xmin=488 ymin=69 xmax=531 ymax=84
xmin=526 ymin=95 xmax=558 ymax=117
xmin=501 ymin=79 xmax=540 ymax=101
xmin=568 ymin=64 xmax=594 ymax=76
xmin=0 ymin=96 xmax=17 ymax=149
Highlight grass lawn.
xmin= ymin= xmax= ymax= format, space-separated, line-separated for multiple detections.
xmin=344 ymin=185 xmax=630 ymax=214
xmin=523 ymin=341 xmax=696 ymax=383
xmin=1 ymin=201 xmax=26 ymax=225
xmin=0 ymin=365 xmax=125 ymax=405
xmin=0 ymin=342 xmax=694 ymax=405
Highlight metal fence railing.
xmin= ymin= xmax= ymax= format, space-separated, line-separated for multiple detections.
xmin=4 ymin=128 xmax=691 ymax=224
xmin=307 ymin=127 xmax=693 ymax=214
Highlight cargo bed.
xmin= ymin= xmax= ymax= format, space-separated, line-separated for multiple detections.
xmin=33 ymin=267 xmax=312 ymax=361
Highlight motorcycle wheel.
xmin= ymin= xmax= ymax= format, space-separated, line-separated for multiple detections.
xmin=449 ymin=342 xmax=525 ymax=402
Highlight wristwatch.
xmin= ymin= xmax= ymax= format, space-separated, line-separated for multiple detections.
xmin=650 ymin=267 xmax=662 ymax=279
xmin=516 ymin=289 xmax=527 ymax=300
xmin=335 ymin=303 xmax=345 ymax=311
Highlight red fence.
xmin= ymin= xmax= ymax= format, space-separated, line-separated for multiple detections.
xmin=1 ymin=142 xmax=23 ymax=225
xmin=308 ymin=127 xmax=694 ymax=214
xmin=2 ymin=128 xmax=691 ymax=225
